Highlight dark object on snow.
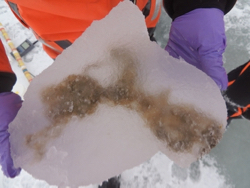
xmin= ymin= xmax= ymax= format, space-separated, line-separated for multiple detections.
xmin=10 ymin=39 xmax=36 ymax=58
xmin=99 ymin=176 xmax=120 ymax=188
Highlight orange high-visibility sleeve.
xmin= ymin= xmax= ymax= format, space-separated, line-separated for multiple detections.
xmin=0 ymin=40 xmax=13 ymax=73
xmin=6 ymin=0 xmax=159 ymax=59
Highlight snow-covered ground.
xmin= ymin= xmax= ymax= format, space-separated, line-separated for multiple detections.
xmin=0 ymin=0 xmax=250 ymax=187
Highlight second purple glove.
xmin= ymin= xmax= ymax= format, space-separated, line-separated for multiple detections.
xmin=0 ymin=92 xmax=22 ymax=178
xmin=165 ymin=8 xmax=228 ymax=91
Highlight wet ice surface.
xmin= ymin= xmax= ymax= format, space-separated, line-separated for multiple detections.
xmin=0 ymin=0 xmax=250 ymax=187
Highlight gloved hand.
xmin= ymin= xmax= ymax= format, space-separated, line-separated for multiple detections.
xmin=0 ymin=92 xmax=22 ymax=178
xmin=165 ymin=8 xmax=228 ymax=90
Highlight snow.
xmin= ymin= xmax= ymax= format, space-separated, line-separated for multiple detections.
xmin=0 ymin=0 xmax=250 ymax=187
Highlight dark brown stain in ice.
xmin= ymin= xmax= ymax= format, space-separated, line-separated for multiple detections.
xmin=25 ymin=48 xmax=223 ymax=161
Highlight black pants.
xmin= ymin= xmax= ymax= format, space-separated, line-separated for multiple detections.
xmin=225 ymin=60 xmax=250 ymax=125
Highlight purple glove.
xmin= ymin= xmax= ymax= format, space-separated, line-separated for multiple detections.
xmin=165 ymin=8 xmax=228 ymax=90
xmin=0 ymin=92 xmax=22 ymax=178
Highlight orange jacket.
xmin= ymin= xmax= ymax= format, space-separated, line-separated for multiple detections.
xmin=0 ymin=40 xmax=13 ymax=73
xmin=6 ymin=0 xmax=161 ymax=59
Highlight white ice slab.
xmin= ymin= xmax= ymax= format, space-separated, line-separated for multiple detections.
xmin=9 ymin=1 xmax=227 ymax=187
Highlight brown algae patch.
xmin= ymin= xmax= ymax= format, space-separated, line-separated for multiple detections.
xmin=26 ymin=75 xmax=103 ymax=159
xmin=139 ymin=94 xmax=223 ymax=154
xmin=26 ymin=48 xmax=223 ymax=160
